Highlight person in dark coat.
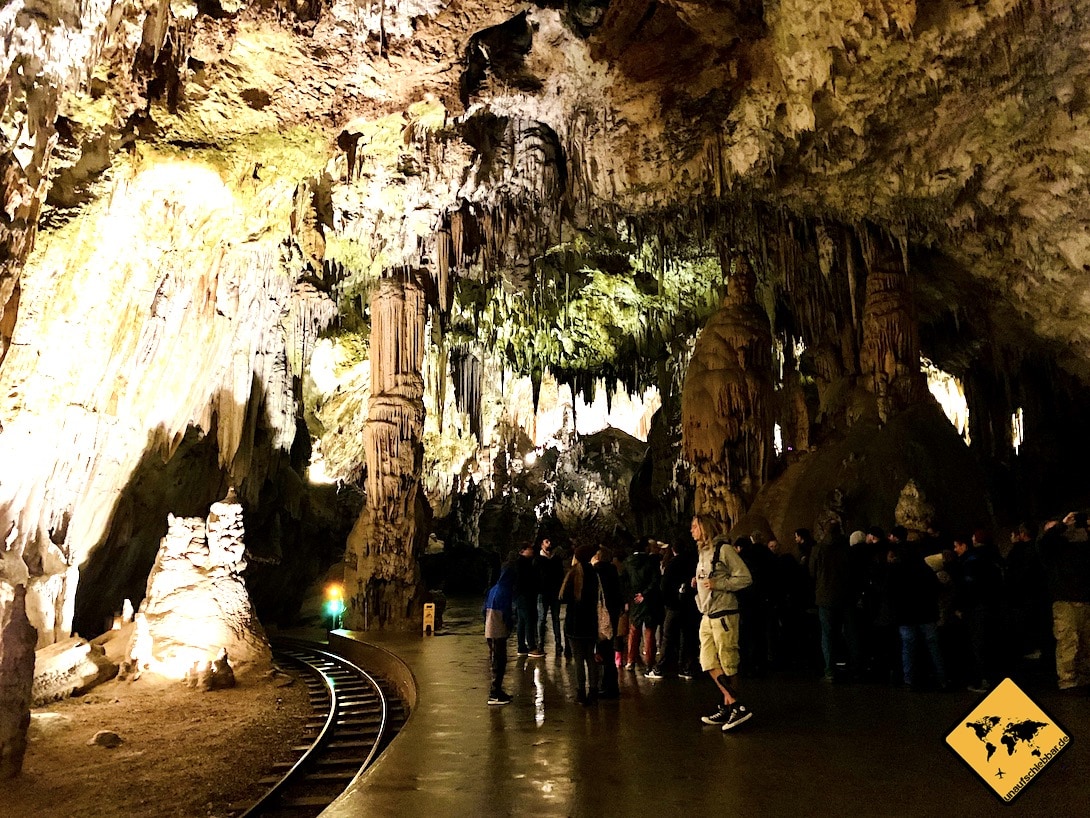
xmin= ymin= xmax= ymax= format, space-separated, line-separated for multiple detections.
xmin=885 ymin=544 xmax=947 ymax=689
xmin=766 ymin=536 xmax=807 ymax=672
xmin=513 ymin=542 xmax=542 ymax=657
xmin=952 ymin=532 xmax=1004 ymax=692
xmin=735 ymin=535 xmax=775 ymax=677
xmin=535 ymin=536 xmax=566 ymax=656
xmin=794 ymin=527 xmax=821 ymax=672
xmin=854 ymin=527 xmax=890 ymax=681
xmin=623 ymin=538 xmax=663 ymax=671
xmin=810 ymin=522 xmax=860 ymax=681
xmin=648 ymin=540 xmax=699 ymax=679
xmin=1005 ymin=523 xmax=1050 ymax=664
xmin=560 ymin=544 xmax=603 ymax=705
xmin=592 ymin=546 xmax=623 ymax=697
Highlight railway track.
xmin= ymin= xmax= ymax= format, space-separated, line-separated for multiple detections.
xmin=238 ymin=639 xmax=406 ymax=817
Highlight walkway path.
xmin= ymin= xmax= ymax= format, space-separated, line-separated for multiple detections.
xmin=322 ymin=598 xmax=1084 ymax=817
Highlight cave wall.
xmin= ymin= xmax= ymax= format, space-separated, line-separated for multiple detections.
xmin=0 ymin=160 xmax=301 ymax=645
xmin=3 ymin=0 xmax=1090 ymax=777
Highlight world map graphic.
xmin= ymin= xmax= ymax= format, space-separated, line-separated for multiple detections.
xmin=965 ymin=716 xmax=1049 ymax=763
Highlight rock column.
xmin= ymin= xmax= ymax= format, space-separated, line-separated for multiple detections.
xmin=129 ymin=491 xmax=271 ymax=677
xmin=345 ymin=274 xmax=426 ymax=629
xmin=682 ymin=255 xmax=774 ymax=530
xmin=0 ymin=583 xmax=35 ymax=779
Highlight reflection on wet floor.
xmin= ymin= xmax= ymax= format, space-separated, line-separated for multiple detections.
xmin=325 ymin=596 xmax=1085 ymax=817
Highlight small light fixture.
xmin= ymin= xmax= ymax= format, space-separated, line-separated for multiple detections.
xmin=523 ymin=450 xmax=538 ymax=467
xmin=325 ymin=583 xmax=346 ymax=629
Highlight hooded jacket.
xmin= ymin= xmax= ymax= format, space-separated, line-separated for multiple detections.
xmin=484 ymin=565 xmax=515 ymax=638
xmin=695 ymin=535 xmax=753 ymax=618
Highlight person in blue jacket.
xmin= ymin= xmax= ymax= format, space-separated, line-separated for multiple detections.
xmin=484 ymin=558 xmax=516 ymax=705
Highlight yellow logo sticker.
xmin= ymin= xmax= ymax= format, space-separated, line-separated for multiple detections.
xmin=946 ymin=678 xmax=1071 ymax=802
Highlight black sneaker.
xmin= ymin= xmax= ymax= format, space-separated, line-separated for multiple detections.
xmin=645 ymin=667 xmax=665 ymax=680
xmin=488 ymin=691 xmax=513 ymax=706
xmin=701 ymin=704 xmax=731 ymax=725
xmin=721 ymin=703 xmax=753 ymax=731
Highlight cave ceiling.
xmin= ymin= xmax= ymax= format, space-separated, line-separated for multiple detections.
xmin=4 ymin=0 xmax=1090 ymax=384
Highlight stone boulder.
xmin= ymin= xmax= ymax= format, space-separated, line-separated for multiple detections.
xmin=31 ymin=637 xmax=118 ymax=706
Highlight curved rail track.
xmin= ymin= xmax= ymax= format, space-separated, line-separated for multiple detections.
xmin=238 ymin=639 xmax=405 ymax=818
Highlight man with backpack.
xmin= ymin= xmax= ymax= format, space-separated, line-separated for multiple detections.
xmin=691 ymin=514 xmax=755 ymax=731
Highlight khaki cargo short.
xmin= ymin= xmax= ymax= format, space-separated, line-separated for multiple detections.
xmin=699 ymin=612 xmax=741 ymax=675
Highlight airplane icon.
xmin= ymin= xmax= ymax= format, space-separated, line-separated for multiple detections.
xmin=995 ymin=770 xmax=1005 ymax=779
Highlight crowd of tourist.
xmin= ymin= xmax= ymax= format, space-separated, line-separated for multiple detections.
xmin=483 ymin=512 xmax=1090 ymax=729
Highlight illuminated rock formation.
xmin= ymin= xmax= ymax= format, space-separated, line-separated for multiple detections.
xmin=859 ymin=242 xmax=927 ymax=424
xmin=682 ymin=254 xmax=774 ymax=529
xmin=30 ymin=636 xmax=117 ymax=706
xmin=344 ymin=275 xmax=426 ymax=629
xmin=128 ymin=493 xmax=271 ymax=679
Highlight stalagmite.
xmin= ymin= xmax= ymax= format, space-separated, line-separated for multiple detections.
xmin=344 ymin=274 xmax=426 ymax=629
xmin=128 ymin=493 xmax=271 ymax=678
xmin=0 ymin=583 xmax=35 ymax=779
xmin=682 ymin=254 xmax=774 ymax=530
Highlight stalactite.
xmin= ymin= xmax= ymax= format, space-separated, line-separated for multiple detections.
xmin=845 ymin=230 xmax=859 ymax=331
xmin=451 ymin=345 xmax=482 ymax=441
xmin=531 ymin=365 xmax=543 ymax=415
xmin=435 ymin=227 xmax=453 ymax=315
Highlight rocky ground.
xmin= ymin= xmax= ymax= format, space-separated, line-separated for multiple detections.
xmin=6 ymin=669 xmax=311 ymax=818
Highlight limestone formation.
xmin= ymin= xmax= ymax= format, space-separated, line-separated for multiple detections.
xmin=0 ymin=170 xmax=301 ymax=651
xmin=31 ymin=636 xmax=117 ymax=706
xmin=184 ymin=649 xmax=237 ymax=692
xmin=895 ymin=480 xmax=937 ymax=540
xmin=682 ymin=255 xmax=774 ymax=529
xmin=129 ymin=496 xmax=271 ymax=678
xmin=344 ymin=275 xmax=426 ymax=629
xmin=859 ymin=243 xmax=927 ymax=424
xmin=0 ymin=584 xmax=34 ymax=779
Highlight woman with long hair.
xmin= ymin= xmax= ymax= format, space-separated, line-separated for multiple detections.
xmin=560 ymin=544 xmax=603 ymax=705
